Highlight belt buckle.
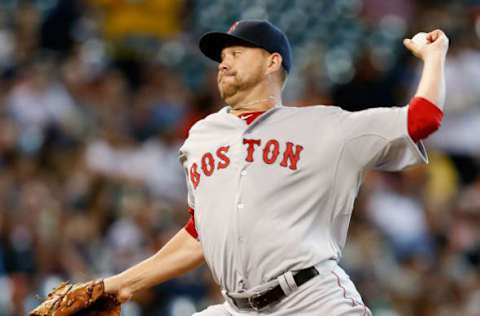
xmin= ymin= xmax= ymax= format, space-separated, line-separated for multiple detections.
xmin=248 ymin=292 xmax=268 ymax=312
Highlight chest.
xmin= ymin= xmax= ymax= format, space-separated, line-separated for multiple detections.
xmin=184 ymin=123 xmax=341 ymax=191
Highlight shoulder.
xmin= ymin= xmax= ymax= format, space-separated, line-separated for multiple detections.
xmin=293 ymin=105 xmax=408 ymax=123
xmin=186 ymin=108 xmax=227 ymax=136
xmin=179 ymin=108 xmax=227 ymax=158
xmin=275 ymin=104 xmax=348 ymax=123
xmin=281 ymin=104 xmax=344 ymax=114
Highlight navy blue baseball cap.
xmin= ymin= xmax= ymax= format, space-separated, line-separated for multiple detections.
xmin=199 ymin=20 xmax=292 ymax=73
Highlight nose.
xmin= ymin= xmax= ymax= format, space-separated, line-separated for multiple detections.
xmin=218 ymin=53 xmax=232 ymax=72
xmin=218 ymin=60 xmax=229 ymax=72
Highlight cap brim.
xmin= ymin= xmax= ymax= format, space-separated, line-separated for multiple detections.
xmin=199 ymin=32 xmax=259 ymax=63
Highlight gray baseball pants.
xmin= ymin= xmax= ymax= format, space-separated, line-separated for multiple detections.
xmin=193 ymin=261 xmax=371 ymax=316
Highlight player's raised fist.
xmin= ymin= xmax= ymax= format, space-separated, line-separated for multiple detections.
xmin=403 ymin=29 xmax=449 ymax=61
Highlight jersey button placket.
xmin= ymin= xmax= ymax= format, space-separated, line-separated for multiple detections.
xmin=235 ymin=130 xmax=251 ymax=286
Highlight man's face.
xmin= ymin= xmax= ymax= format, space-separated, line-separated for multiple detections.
xmin=217 ymin=45 xmax=269 ymax=102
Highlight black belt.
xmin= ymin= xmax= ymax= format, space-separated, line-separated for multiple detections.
xmin=228 ymin=266 xmax=319 ymax=311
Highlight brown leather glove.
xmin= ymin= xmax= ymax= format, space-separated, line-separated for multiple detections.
xmin=29 ymin=280 xmax=121 ymax=316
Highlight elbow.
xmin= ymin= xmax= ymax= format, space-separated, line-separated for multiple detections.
xmin=408 ymin=96 xmax=444 ymax=142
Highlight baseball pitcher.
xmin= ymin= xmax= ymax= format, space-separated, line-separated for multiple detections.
xmin=31 ymin=20 xmax=448 ymax=316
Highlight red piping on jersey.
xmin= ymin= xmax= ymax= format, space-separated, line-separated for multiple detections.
xmin=407 ymin=97 xmax=443 ymax=142
xmin=184 ymin=207 xmax=198 ymax=239
xmin=331 ymin=271 xmax=368 ymax=315
xmin=331 ymin=271 xmax=356 ymax=307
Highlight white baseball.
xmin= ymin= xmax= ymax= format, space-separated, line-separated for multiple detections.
xmin=411 ymin=32 xmax=428 ymax=46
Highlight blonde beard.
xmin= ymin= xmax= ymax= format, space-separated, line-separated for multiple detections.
xmin=219 ymin=80 xmax=239 ymax=101
xmin=219 ymin=72 xmax=264 ymax=105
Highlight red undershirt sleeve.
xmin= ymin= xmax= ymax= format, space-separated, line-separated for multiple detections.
xmin=407 ymin=96 xmax=444 ymax=143
xmin=184 ymin=207 xmax=198 ymax=239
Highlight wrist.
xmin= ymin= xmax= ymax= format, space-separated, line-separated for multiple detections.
xmin=103 ymin=275 xmax=122 ymax=294
xmin=422 ymin=51 xmax=446 ymax=64
xmin=104 ymin=275 xmax=134 ymax=303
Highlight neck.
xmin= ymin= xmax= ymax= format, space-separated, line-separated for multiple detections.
xmin=227 ymin=83 xmax=282 ymax=116
xmin=230 ymin=96 xmax=280 ymax=115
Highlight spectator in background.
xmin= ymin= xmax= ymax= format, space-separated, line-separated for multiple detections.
xmin=367 ymin=169 xmax=433 ymax=262
xmin=40 ymin=0 xmax=85 ymax=56
xmin=6 ymin=58 xmax=78 ymax=154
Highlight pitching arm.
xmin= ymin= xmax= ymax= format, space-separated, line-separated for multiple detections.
xmin=404 ymin=29 xmax=449 ymax=110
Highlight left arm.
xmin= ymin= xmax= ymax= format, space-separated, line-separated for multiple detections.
xmin=404 ymin=29 xmax=449 ymax=109
xmin=403 ymin=30 xmax=449 ymax=141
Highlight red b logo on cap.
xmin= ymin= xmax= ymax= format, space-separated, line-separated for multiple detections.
xmin=228 ymin=21 xmax=240 ymax=33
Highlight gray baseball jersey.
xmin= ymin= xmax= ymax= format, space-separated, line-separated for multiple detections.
xmin=179 ymin=104 xmax=427 ymax=294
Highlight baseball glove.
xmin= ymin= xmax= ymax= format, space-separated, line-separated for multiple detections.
xmin=29 ymin=280 xmax=121 ymax=316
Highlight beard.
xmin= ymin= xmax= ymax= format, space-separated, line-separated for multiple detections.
xmin=218 ymin=74 xmax=240 ymax=100
xmin=218 ymin=69 xmax=264 ymax=103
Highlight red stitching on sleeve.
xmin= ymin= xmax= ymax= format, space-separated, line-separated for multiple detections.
xmin=408 ymin=97 xmax=443 ymax=142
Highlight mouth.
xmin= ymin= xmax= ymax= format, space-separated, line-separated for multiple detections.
xmin=218 ymin=72 xmax=236 ymax=83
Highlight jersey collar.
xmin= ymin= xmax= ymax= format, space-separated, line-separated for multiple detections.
xmin=221 ymin=103 xmax=284 ymax=115
xmin=220 ymin=103 xmax=283 ymax=127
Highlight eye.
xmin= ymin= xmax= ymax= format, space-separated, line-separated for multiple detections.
xmin=232 ymin=51 xmax=242 ymax=57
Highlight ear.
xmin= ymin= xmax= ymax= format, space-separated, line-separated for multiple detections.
xmin=266 ymin=53 xmax=283 ymax=75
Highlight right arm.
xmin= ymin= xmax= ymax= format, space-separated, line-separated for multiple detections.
xmin=337 ymin=30 xmax=449 ymax=171
xmin=103 ymin=228 xmax=204 ymax=301
xmin=403 ymin=29 xmax=449 ymax=110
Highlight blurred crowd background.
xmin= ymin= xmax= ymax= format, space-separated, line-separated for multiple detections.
xmin=0 ymin=0 xmax=479 ymax=315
